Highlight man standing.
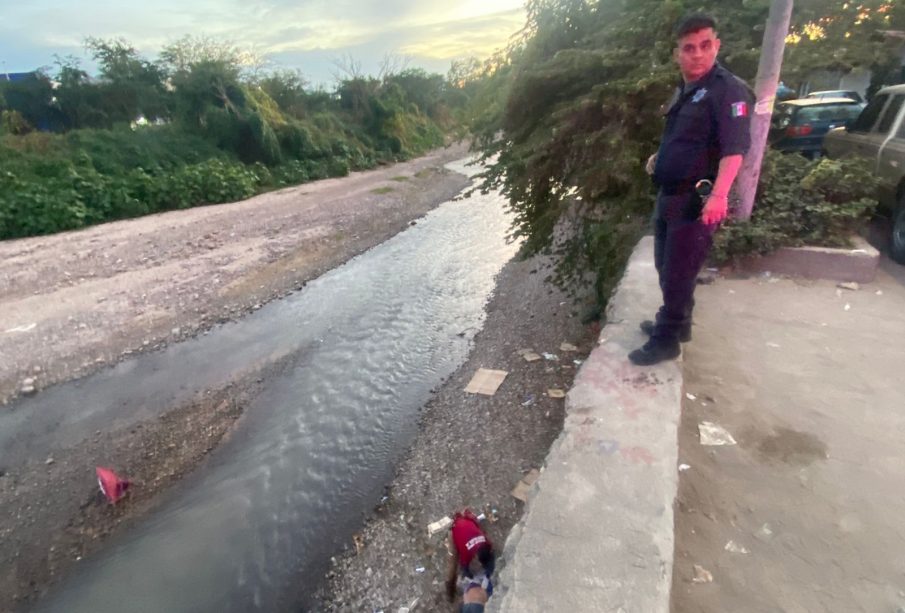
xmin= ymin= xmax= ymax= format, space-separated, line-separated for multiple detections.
xmin=629 ymin=13 xmax=753 ymax=366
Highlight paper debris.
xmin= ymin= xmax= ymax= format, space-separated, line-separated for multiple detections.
xmin=678 ymin=463 xmax=691 ymax=472
xmin=542 ymin=352 xmax=559 ymax=361
xmin=465 ymin=369 xmax=508 ymax=396
xmin=427 ymin=516 xmax=452 ymax=537
xmin=522 ymin=352 xmax=542 ymax=362
xmin=560 ymin=342 xmax=579 ymax=352
xmin=692 ymin=564 xmax=713 ymax=583
xmin=698 ymin=421 xmax=737 ymax=446
xmin=4 ymin=323 xmax=37 ymax=334
xmin=414 ymin=566 xmax=425 ymax=573
xmin=837 ymin=281 xmax=860 ymax=291
xmin=724 ymin=540 xmax=750 ymax=554
xmin=766 ymin=342 xmax=781 ymax=348
xmin=597 ymin=337 xmax=609 ymax=345
xmin=686 ymin=393 xmax=697 ymax=401
xmin=516 ymin=348 xmax=533 ymax=356
xmin=876 ymin=290 xmax=883 ymax=296
xmin=844 ymin=303 xmax=851 ymax=311
xmin=573 ymin=359 xmax=583 ymax=366
xmin=547 ymin=388 xmax=566 ymax=399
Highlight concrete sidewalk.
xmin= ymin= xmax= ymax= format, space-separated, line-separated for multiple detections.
xmin=672 ymin=259 xmax=905 ymax=612
xmin=490 ymin=237 xmax=682 ymax=612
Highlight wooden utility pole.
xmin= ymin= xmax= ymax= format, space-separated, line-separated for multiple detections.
xmin=735 ymin=0 xmax=794 ymax=220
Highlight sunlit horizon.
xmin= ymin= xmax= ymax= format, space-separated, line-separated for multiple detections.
xmin=0 ymin=0 xmax=526 ymax=86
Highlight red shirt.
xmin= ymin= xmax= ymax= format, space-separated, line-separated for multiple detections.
xmin=451 ymin=514 xmax=489 ymax=567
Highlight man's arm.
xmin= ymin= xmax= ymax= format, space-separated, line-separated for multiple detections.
xmin=445 ymin=535 xmax=460 ymax=602
xmin=701 ymin=154 xmax=743 ymax=224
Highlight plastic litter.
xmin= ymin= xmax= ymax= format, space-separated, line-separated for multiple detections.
xmin=542 ymin=352 xmax=558 ymax=361
xmin=692 ymin=564 xmax=713 ymax=583
xmin=427 ymin=516 xmax=453 ymax=537
xmin=698 ymin=422 xmax=737 ymax=446
xmin=96 ymin=467 xmax=131 ymax=504
xmin=464 ymin=369 xmax=508 ymax=396
xmin=766 ymin=342 xmax=781 ymax=348
xmin=686 ymin=393 xmax=697 ymax=401
xmin=724 ymin=540 xmax=750 ymax=554
xmin=678 ymin=464 xmax=691 ymax=472
xmin=521 ymin=394 xmax=536 ymax=407
xmin=844 ymin=303 xmax=851 ymax=311
xmin=876 ymin=290 xmax=884 ymax=296
xmin=415 ymin=566 xmax=425 ymax=573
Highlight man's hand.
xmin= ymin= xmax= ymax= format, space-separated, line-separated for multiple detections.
xmin=701 ymin=194 xmax=728 ymax=225
xmin=645 ymin=153 xmax=657 ymax=176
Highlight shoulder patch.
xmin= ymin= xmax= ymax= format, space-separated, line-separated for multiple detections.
xmin=731 ymin=101 xmax=748 ymax=118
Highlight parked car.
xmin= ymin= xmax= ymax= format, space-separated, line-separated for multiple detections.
xmin=823 ymin=83 xmax=905 ymax=264
xmin=769 ymin=98 xmax=864 ymax=159
xmin=806 ymin=89 xmax=865 ymax=104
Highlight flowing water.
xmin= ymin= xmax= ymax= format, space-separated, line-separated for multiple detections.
xmin=28 ymin=159 xmax=519 ymax=612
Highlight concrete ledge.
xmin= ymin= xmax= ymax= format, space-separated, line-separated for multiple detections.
xmin=489 ymin=236 xmax=680 ymax=612
xmin=735 ymin=235 xmax=879 ymax=283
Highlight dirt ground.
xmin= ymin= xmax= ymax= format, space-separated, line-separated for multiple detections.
xmin=314 ymin=248 xmax=599 ymax=612
xmin=671 ymin=267 xmax=905 ymax=613
xmin=0 ymin=144 xmax=479 ymax=609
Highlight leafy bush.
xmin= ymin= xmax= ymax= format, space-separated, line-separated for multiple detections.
xmin=712 ymin=152 xmax=879 ymax=263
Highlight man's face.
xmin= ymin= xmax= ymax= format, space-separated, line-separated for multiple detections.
xmin=675 ymin=28 xmax=720 ymax=82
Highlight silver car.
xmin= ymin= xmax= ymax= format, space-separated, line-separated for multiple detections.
xmin=823 ymin=83 xmax=905 ymax=263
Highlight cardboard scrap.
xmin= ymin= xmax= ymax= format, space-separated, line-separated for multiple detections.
xmin=465 ymin=368 xmax=508 ymax=396
xmin=559 ymin=342 xmax=579 ymax=352
xmin=698 ymin=421 xmax=737 ymax=446
xmin=547 ymin=388 xmax=566 ymax=399
xmin=510 ymin=468 xmax=541 ymax=502
xmin=427 ymin=516 xmax=453 ymax=537
xmin=522 ymin=352 xmax=542 ymax=363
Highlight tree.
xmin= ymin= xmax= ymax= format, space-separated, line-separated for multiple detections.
xmin=472 ymin=0 xmax=905 ymax=306
xmin=85 ymin=37 xmax=170 ymax=123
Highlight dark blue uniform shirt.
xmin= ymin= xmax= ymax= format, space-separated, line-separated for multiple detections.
xmin=653 ymin=63 xmax=754 ymax=190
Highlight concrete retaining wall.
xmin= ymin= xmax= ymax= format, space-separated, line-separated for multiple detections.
xmin=488 ymin=236 xmax=681 ymax=612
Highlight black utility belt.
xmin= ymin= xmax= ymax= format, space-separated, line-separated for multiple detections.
xmin=660 ymin=179 xmax=714 ymax=197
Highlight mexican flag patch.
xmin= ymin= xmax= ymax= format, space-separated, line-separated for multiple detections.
xmin=731 ymin=101 xmax=749 ymax=118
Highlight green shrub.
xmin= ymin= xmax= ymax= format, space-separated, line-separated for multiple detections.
xmin=712 ymin=152 xmax=879 ymax=263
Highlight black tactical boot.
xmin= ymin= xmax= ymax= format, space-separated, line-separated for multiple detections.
xmin=628 ymin=338 xmax=681 ymax=366
xmin=640 ymin=320 xmax=692 ymax=343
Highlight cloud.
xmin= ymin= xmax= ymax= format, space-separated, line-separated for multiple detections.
xmin=0 ymin=0 xmax=525 ymax=78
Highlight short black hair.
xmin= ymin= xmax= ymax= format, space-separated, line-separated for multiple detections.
xmin=675 ymin=13 xmax=717 ymax=39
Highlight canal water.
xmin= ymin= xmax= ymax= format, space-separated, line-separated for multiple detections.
xmin=31 ymin=159 xmax=519 ymax=612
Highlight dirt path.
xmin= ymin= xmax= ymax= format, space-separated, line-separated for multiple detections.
xmin=0 ymin=143 xmax=469 ymax=406
xmin=315 ymin=249 xmax=599 ymax=612
xmin=0 ymin=144 xmax=473 ymax=609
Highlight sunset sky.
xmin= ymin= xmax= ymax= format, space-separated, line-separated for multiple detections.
xmin=0 ymin=0 xmax=526 ymax=85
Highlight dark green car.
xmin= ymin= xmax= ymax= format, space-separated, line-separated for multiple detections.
xmin=769 ymin=98 xmax=865 ymax=160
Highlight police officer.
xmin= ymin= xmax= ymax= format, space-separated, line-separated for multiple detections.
xmin=629 ymin=13 xmax=753 ymax=366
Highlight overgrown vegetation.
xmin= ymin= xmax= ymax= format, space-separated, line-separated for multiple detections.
xmin=0 ymin=37 xmax=468 ymax=239
xmin=712 ymin=152 xmax=880 ymax=262
xmin=466 ymin=0 xmax=905 ymax=307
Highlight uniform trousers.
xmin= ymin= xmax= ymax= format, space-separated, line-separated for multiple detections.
xmin=652 ymin=190 xmax=717 ymax=341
